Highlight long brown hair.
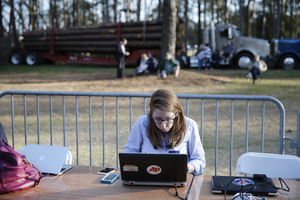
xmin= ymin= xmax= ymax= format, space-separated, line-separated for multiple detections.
xmin=147 ymin=89 xmax=186 ymax=149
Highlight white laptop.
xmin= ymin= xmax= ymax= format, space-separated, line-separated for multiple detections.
xmin=17 ymin=144 xmax=73 ymax=175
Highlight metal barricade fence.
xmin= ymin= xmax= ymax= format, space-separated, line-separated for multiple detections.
xmin=0 ymin=90 xmax=286 ymax=176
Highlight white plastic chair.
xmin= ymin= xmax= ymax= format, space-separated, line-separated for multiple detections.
xmin=236 ymin=152 xmax=300 ymax=179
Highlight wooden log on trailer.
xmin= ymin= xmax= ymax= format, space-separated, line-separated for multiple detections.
xmin=22 ymin=33 xmax=162 ymax=42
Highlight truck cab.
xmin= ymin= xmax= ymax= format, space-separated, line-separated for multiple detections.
xmin=272 ymin=39 xmax=300 ymax=70
xmin=204 ymin=23 xmax=270 ymax=69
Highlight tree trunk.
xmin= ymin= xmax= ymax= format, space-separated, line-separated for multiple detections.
xmin=9 ymin=0 xmax=19 ymax=48
xmin=211 ymin=0 xmax=214 ymax=22
xmin=105 ymin=0 xmax=109 ymax=23
xmin=252 ymin=0 xmax=256 ymax=37
xmin=137 ymin=0 xmax=141 ymax=21
xmin=245 ymin=0 xmax=251 ymax=36
xmin=125 ymin=0 xmax=131 ymax=22
xmin=184 ymin=0 xmax=188 ymax=52
xmin=239 ymin=0 xmax=243 ymax=35
xmin=261 ymin=0 xmax=266 ymax=38
xmin=203 ymin=0 xmax=206 ymax=28
xmin=72 ymin=0 xmax=78 ymax=27
xmin=197 ymin=0 xmax=202 ymax=46
xmin=53 ymin=0 xmax=58 ymax=28
xmin=101 ymin=0 xmax=105 ymax=23
xmin=30 ymin=0 xmax=38 ymax=30
xmin=113 ymin=0 xmax=118 ymax=23
xmin=224 ymin=0 xmax=227 ymax=23
xmin=289 ymin=0 xmax=294 ymax=38
xmin=18 ymin=0 xmax=25 ymax=32
xmin=275 ymin=0 xmax=280 ymax=39
xmin=0 ymin=0 xmax=2 ymax=36
xmin=158 ymin=0 xmax=162 ymax=20
xmin=160 ymin=0 xmax=177 ymax=59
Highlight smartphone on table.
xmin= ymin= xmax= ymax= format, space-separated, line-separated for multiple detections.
xmin=97 ymin=167 xmax=116 ymax=175
xmin=101 ymin=173 xmax=119 ymax=184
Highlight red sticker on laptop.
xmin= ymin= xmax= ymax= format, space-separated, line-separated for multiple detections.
xmin=147 ymin=165 xmax=162 ymax=175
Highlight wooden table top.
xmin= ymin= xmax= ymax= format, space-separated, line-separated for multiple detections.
xmin=1 ymin=166 xmax=299 ymax=200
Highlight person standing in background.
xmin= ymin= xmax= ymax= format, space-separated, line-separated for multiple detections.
xmin=116 ymin=38 xmax=130 ymax=78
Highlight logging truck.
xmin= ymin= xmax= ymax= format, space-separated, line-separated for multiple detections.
xmin=203 ymin=22 xmax=270 ymax=69
xmin=10 ymin=17 xmax=185 ymax=66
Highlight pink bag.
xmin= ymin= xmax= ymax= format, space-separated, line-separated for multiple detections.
xmin=0 ymin=139 xmax=43 ymax=193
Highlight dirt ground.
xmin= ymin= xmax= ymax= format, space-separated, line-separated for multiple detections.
xmin=0 ymin=69 xmax=234 ymax=94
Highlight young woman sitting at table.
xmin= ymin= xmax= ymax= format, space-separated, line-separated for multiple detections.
xmin=123 ymin=89 xmax=206 ymax=175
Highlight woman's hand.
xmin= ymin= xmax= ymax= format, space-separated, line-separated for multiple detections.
xmin=187 ymin=163 xmax=195 ymax=173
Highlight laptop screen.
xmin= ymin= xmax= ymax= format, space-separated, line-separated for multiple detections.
xmin=119 ymin=153 xmax=188 ymax=186
xmin=17 ymin=144 xmax=73 ymax=175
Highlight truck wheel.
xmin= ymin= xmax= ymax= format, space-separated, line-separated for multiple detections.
xmin=235 ymin=53 xmax=254 ymax=69
xmin=26 ymin=52 xmax=41 ymax=65
xmin=280 ymin=54 xmax=298 ymax=70
xmin=10 ymin=52 xmax=25 ymax=65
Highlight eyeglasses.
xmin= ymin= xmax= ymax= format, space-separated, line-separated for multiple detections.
xmin=152 ymin=113 xmax=177 ymax=124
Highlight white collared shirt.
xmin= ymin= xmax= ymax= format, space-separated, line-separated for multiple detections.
xmin=120 ymin=42 xmax=126 ymax=55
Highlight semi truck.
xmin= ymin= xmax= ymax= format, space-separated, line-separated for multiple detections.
xmin=203 ymin=22 xmax=270 ymax=69
xmin=9 ymin=15 xmax=185 ymax=67
xmin=271 ymin=39 xmax=300 ymax=70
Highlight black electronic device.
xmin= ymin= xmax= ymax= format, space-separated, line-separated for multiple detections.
xmin=97 ymin=167 xmax=116 ymax=175
xmin=211 ymin=176 xmax=278 ymax=196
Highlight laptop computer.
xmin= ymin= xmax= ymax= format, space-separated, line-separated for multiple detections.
xmin=17 ymin=144 xmax=73 ymax=175
xmin=211 ymin=175 xmax=278 ymax=196
xmin=119 ymin=152 xmax=188 ymax=186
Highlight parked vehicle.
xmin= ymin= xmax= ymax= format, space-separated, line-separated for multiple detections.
xmin=9 ymin=15 xmax=185 ymax=66
xmin=189 ymin=56 xmax=198 ymax=68
xmin=203 ymin=22 xmax=270 ymax=69
xmin=271 ymin=39 xmax=300 ymax=70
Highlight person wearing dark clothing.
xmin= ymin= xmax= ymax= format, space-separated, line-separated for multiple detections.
xmin=115 ymin=38 xmax=130 ymax=78
xmin=211 ymin=50 xmax=221 ymax=69
xmin=146 ymin=53 xmax=158 ymax=74
xmin=246 ymin=54 xmax=261 ymax=84
xmin=222 ymin=41 xmax=235 ymax=64
xmin=175 ymin=51 xmax=187 ymax=68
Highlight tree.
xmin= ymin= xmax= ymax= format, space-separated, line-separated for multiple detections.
xmin=261 ymin=0 xmax=266 ymax=38
xmin=0 ymin=0 xmax=2 ymax=36
xmin=137 ymin=0 xmax=141 ymax=21
xmin=197 ymin=0 xmax=202 ymax=46
xmin=239 ymin=0 xmax=244 ymax=35
xmin=102 ymin=0 xmax=109 ymax=23
xmin=9 ymin=0 xmax=19 ymax=47
xmin=113 ymin=0 xmax=117 ymax=23
xmin=160 ymin=0 xmax=177 ymax=59
xmin=245 ymin=0 xmax=250 ymax=36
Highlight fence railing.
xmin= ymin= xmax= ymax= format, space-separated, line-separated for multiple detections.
xmin=0 ymin=90 xmax=287 ymax=176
